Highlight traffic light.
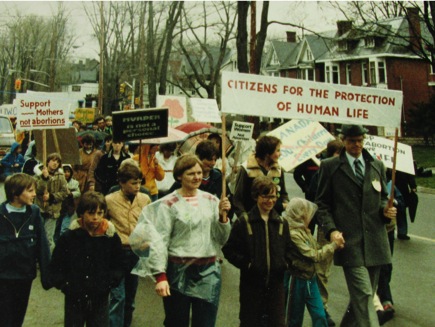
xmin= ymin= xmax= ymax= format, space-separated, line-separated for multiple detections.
xmin=15 ymin=79 xmax=21 ymax=91
xmin=120 ymin=83 xmax=125 ymax=94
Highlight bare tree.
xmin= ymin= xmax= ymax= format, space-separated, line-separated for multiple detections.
xmin=176 ymin=1 xmax=237 ymax=99
xmin=0 ymin=4 xmax=75 ymax=104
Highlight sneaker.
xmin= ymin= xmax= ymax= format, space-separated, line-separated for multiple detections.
xmin=398 ymin=234 xmax=411 ymax=240
xmin=325 ymin=310 xmax=336 ymax=326
xmin=382 ymin=301 xmax=395 ymax=313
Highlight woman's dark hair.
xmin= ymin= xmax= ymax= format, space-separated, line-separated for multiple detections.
xmin=195 ymin=140 xmax=219 ymax=161
xmin=251 ymin=176 xmax=277 ymax=200
xmin=5 ymin=173 xmax=36 ymax=203
xmin=173 ymin=154 xmax=202 ymax=181
xmin=76 ymin=191 xmax=107 ymax=216
xmin=255 ymin=135 xmax=281 ymax=160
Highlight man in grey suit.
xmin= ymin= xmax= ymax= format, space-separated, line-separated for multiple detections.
xmin=315 ymin=125 xmax=396 ymax=327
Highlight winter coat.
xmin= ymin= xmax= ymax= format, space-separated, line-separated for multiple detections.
xmin=73 ymin=148 xmax=97 ymax=193
xmin=134 ymin=145 xmax=165 ymax=196
xmin=34 ymin=165 xmax=68 ymax=219
xmin=222 ymin=205 xmax=294 ymax=327
xmin=233 ymin=153 xmax=289 ymax=217
xmin=48 ymin=219 xmax=124 ymax=300
xmin=286 ymin=218 xmax=336 ymax=280
xmin=1 ymin=142 xmax=25 ymax=177
xmin=315 ymin=148 xmax=391 ymax=267
xmin=60 ymin=173 xmax=81 ymax=217
xmin=94 ymin=149 xmax=130 ymax=194
xmin=0 ymin=203 xmax=51 ymax=288
xmin=105 ymin=190 xmax=151 ymax=246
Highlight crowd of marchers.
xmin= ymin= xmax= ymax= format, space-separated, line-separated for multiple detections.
xmin=0 ymin=116 xmax=418 ymax=327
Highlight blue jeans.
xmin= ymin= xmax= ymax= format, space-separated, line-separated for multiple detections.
xmin=163 ymin=289 xmax=218 ymax=327
xmin=109 ymin=250 xmax=139 ymax=327
xmin=286 ymin=275 xmax=327 ymax=327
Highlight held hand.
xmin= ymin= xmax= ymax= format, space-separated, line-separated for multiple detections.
xmin=330 ymin=231 xmax=345 ymax=249
xmin=153 ymin=157 xmax=159 ymax=166
xmin=219 ymin=197 xmax=231 ymax=215
xmin=383 ymin=206 xmax=397 ymax=220
xmin=155 ymin=281 xmax=171 ymax=297
xmin=42 ymin=166 xmax=49 ymax=178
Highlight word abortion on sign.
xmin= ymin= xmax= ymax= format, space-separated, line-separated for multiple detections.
xmin=364 ymin=135 xmax=415 ymax=175
xmin=16 ymin=96 xmax=71 ymax=130
xmin=221 ymin=71 xmax=403 ymax=128
xmin=112 ymin=108 xmax=169 ymax=142
xmin=267 ymin=119 xmax=335 ymax=172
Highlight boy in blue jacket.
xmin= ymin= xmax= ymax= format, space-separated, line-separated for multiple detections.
xmin=1 ymin=142 xmax=25 ymax=178
xmin=0 ymin=173 xmax=51 ymax=326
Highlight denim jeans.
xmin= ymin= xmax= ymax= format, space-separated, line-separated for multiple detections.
xmin=163 ymin=289 xmax=218 ymax=327
xmin=109 ymin=250 xmax=139 ymax=327
xmin=286 ymin=275 xmax=328 ymax=327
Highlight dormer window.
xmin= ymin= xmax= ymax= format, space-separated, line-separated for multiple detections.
xmin=338 ymin=40 xmax=348 ymax=51
xmin=365 ymin=37 xmax=375 ymax=48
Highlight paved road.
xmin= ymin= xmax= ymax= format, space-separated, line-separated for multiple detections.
xmin=0 ymin=172 xmax=433 ymax=327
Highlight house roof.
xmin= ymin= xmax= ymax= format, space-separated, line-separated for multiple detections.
xmin=182 ymin=45 xmax=234 ymax=76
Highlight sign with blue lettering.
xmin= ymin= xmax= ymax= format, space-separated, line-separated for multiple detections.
xmin=267 ymin=119 xmax=335 ymax=172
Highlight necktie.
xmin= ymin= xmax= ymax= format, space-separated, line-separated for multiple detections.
xmin=354 ymin=159 xmax=364 ymax=185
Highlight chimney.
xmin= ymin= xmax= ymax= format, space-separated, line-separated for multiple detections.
xmin=406 ymin=7 xmax=421 ymax=52
xmin=286 ymin=31 xmax=296 ymax=43
xmin=337 ymin=21 xmax=353 ymax=36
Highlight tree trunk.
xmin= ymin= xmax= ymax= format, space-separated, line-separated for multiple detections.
xmin=237 ymin=1 xmax=249 ymax=73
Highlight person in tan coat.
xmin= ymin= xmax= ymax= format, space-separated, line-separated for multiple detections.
xmin=105 ymin=162 xmax=151 ymax=327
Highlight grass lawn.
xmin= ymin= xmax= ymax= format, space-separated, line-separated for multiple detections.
xmin=412 ymin=145 xmax=435 ymax=189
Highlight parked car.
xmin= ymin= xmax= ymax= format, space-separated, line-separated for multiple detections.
xmin=0 ymin=115 xmax=16 ymax=174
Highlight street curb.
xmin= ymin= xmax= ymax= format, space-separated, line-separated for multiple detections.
xmin=418 ymin=186 xmax=435 ymax=194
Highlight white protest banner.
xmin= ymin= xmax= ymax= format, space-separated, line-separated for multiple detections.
xmin=157 ymin=95 xmax=188 ymax=127
xmin=0 ymin=104 xmax=18 ymax=116
xmin=16 ymin=94 xmax=71 ymax=130
xmin=190 ymin=98 xmax=221 ymax=123
xmin=221 ymin=71 xmax=403 ymax=128
xmin=230 ymin=121 xmax=254 ymax=141
xmin=267 ymin=119 xmax=335 ymax=172
xmin=364 ymin=135 xmax=415 ymax=175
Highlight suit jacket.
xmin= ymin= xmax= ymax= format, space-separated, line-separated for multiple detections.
xmin=315 ymin=148 xmax=391 ymax=267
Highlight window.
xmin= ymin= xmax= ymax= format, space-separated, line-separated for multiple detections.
xmin=365 ymin=37 xmax=375 ymax=48
xmin=72 ymin=85 xmax=81 ymax=92
xmin=368 ymin=59 xmax=387 ymax=85
xmin=298 ymin=69 xmax=315 ymax=81
xmin=378 ymin=61 xmax=386 ymax=84
xmin=346 ymin=64 xmax=352 ymax=84
xmin=325 ymin=64 xmax=339 ymax=84
xmin=338 ymin=40 xmax=348 ymax=51
xmin=362 ymin=63 xmax=369 ymax=85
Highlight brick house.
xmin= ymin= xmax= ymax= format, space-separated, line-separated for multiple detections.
xmin=263 ymin=8 xmax=434 ymax=136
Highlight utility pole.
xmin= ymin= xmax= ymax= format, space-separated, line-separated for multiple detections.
xmin=98 ymin=1 xmax=105 ymax=116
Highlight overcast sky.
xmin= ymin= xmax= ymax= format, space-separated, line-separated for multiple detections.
xmin=0 ymin=1 xmax=344 ymax=60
